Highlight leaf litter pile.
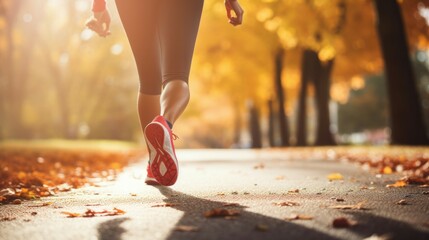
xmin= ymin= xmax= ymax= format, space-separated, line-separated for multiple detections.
xmin=0 ymin=143 xmax=143 ymax=204
xmin=272 ymin=146 xmax=429 ymax=187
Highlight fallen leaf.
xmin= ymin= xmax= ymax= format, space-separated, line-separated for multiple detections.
xmin=396 ymin=199 xmax=408 ymax=205
xmin=174 ymin=225 xmax=199 ymax=232
xmin=231 ymin=191 xmax=239 ymax=195
xmin=382 ymin=166 xmax=393 ymax=174
xmin=386 ymin=180 xmax=407 ymax=188
xmin=151 ymin=203 xmax=178 ymax=208
xmin=12 ymin=199 xmax=22 ymax=205
xmin=275 ymin=176 xmax=285 ymax=180
xmin=288 ymin=189 xmax=300 ymax=194
xmin=274 ymin=201 xmax=300 ymax=207
xmin=204 ymin=208 xmax=240 ymax=218
xmin=329 ymin=201 xmax=368 ymax=210
xmin=130 ymin=193 xmax=137 ymax=197
xmin=284 ymin=214 xmax=313 ymax=221
xmin=254 ymin=224 xmax=269 ymax=232
xmin=254 ymin=163 xmax=265 ymax=169
xmin=61 ymin=208 xmax=125 ymax=218
xmin=222 ymin=203 xmax=240 ymax=207
xmin=31 ymin=212 xmax=37 ymax=216
xmin=332 ymin=217 xmax=357 ymax=228
xmin=0 ymin=217 xmax=16 ymax=221
xmin=336 ymin=198 xmax=345 ymax=202
xmin=328 ymin=173 xmax=344 ymax=181
xmin=61 ymin=211 xmax=81 ymax=218
xmin=28 ymin=202 xmax=53 ymax=207
xmin=84 ymin=203 xmax=101 ymax=207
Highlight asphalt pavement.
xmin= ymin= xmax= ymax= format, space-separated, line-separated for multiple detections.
xmin=0 ymin=149 xmax=428 ymax=240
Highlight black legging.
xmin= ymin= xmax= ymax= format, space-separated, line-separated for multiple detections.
xmin=115 ymin=0 xmax=204 ymax=95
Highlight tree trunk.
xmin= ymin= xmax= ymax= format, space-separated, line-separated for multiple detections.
xmin=274 ymin=48 xmax=290 ymax=146
xmin=296 ymin=49 xmax=312 ymax=146
xmin=268 ymin=99 xmax=275 ymax=147
xmin=374 ymin=0 xmax=429 ymax=145
xmin=309 ymin=49 xmax=336 ymax=146
xmin=248 ymin=101 xmax=262 ymax=148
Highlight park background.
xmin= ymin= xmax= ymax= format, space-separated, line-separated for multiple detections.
xmin=1 ymin=0 xmax=429 ymax=148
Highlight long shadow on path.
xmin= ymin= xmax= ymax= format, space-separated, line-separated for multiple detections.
xmin=154 ymin=186 xmax=340 ymax=240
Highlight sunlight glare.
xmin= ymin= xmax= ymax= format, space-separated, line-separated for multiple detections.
xmin=80 ymin=29 xmax=94 ymax=41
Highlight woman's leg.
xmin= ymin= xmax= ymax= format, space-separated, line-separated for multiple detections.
xmin=160 ymin=80 xmax=189 ymax=125
xmin=115 ymin=0 xmax=162 ymax=132
xmin=138 ymin=93 xmax=160 ymax=133
xmin=158 ymin=0 xmax=204 ymax=126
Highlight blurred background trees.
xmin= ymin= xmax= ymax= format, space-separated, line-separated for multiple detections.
xmin=1 ymin=0 xmax=429 ymax=148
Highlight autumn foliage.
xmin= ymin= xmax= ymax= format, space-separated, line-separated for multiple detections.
xmin=0 ymin=144 xmax=143 ymax=204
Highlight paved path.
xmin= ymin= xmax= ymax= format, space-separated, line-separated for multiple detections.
xmin=1 ymin=149 xmax=428 ymax=240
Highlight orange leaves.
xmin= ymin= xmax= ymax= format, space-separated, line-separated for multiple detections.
xmin=0 ymin=147 xmax=142 ymax=204
xmin=329 ymin=201 xmax=368 ymax=210
xmin=327 ymin=173 xmax=344 ymax=181
xmin=284 ymin=214 xmax=314 ymax=221
xmin=204 ymin=208 xmax=240 ymax=218
xmin=61 ymin=208 xmax=125 ymax=218
xmin=273 ymin=201 xmax=300 ymax=207
xmin=386 ymin=180 xmax=407 ymax=188
xmin=151 ymin=203 xmax=178 ymax=208
xmin=332 ymin=217 xmax=357 ymax=228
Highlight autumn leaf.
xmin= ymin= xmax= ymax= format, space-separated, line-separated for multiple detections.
xmin=253 ymin=163 xmax=265 ymax=169
xmin=61 ymin=208 xmax=125 ymax=218
xmin=28 ymin=202 xmax=53 ymax=207
xmin=151 ymin=203 xmax=178 ymax=208
xmin=275 ymin=176 xmax=285 ymax=180
xmin=204 ymin=208 xmax=240 ymax=218
xmin=288 ymin=188 xmax=300 ymax=194
xmin=61 ymin=211 xmax=81 ymax=218
xmin=386 ymin=180 xmax=407 ymax=188
xmin=254 ymin=224 xmax=269 ymax=232
xmin=274 ymin=201 xmax=300 ymax=207
xmin=329 ymin=201 xmax=368 ymax=210
xmin=222 ymin=202 xmax=240 ymax=207
xmin=284 ymin=214 xmax=313 ymax=221
xmin=174 ymin=225 xmax=199 ymax=232
xmin=327 ymin=173 xmax=344 ymax=181
xmin=332 ymin=217 xmax=357 ymax=228
xmin=382 ymin=166 xmax=393 ymax=174
xmin=396 ymin=199 xmax=408 ymax=205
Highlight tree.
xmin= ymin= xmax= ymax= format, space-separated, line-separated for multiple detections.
xmin=374 ymin=0 xmax=429 ymax=145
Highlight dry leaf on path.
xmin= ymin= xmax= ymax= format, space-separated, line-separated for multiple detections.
xmin=329 ymin=201 xmax=368 ymax=210
xmin=332 ymin=217 xmax=357 ymax=228
xmin=253 ymin=163 xmax=265 ymax=169
xmin=254 ymin=224 xmax=269 ymax=232
xmin=222 ymin=203 xmax=240 ymax=207
xmin=28 ymin=202 xmax=53 ymax=207
xmin=288 ymin=189 xmax=300 ymax=194
xmin=328 ymin=173 xmax=344 ymax=181
xmin=151 ymin=203 xmax=178 ymax=208
xmin=274 ymin=201 xmax=300 ymax=207
xmin=204 ymin=208 xmax=240 ymax=218
xmin=61 ymin=207 xmax=125 ymax=218
xmin=396 ymin=199 xmax=408 ymax=205
xmin=386 ymin=180 xmax=407 ymax=188
xmin=174 ymin=225 xmax=199 ymax=232
xmin=284 ymin=214 xmax=313 ymax=221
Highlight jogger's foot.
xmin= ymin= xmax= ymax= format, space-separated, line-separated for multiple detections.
xmin=144 ymin=163 xmax=160 ymax=185
xmin=144 ymin=115 xmax=178 ymax=186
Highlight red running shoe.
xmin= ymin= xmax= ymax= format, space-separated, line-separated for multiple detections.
xmin=144 ymin=115 xmax=178 ymax=186
xmin=144 ymin=163 xmax=160 ymax=185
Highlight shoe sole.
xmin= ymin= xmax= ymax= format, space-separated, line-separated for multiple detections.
xmin=144 ymin=122 xmax=178 ymax=186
